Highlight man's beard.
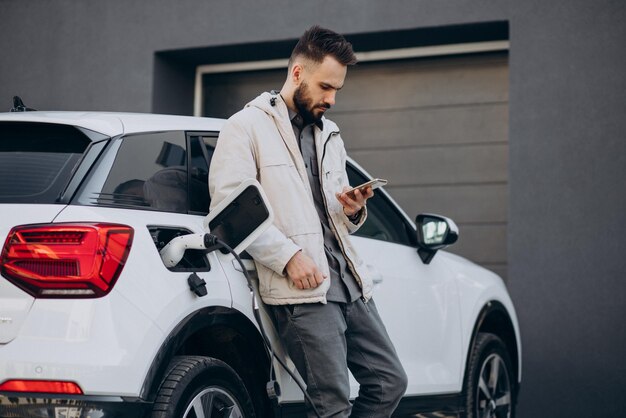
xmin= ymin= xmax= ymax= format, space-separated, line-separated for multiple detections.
xmin=293 ymin=82 xmax=330 ymax=124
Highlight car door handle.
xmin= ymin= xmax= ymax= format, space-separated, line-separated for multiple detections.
xmin=367 ymin=264 xmax=384 ymax=284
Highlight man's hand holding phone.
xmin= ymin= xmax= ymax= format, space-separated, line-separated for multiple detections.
xmin=336 ymin=178 xmax=386 ymax=217
xmin=345 ymin=179 xmax=387 ymax=196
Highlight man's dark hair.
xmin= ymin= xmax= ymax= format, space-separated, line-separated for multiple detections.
xmin=289 ymin=25 xmax=357 ymax=69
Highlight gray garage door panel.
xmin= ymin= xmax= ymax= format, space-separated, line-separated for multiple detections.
xmin=389 ymin=183 xmax=508 ymax=224
xmin=333 ymin=55 xmax=508 ymax=112
xmin=203 ymin=69 xmax=284 ymax=119
xmin=351 ymin=143 xmax=508 ymax=186
xmin=338 ymin=103 xmax=508 ymax=149
xmin=452 ymin=224 xmax=507 ymax=265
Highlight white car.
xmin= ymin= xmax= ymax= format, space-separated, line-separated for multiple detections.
xmin=0 ymin=106 xmax=520 ymax=418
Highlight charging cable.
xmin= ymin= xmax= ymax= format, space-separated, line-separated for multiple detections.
xmin=206 ymin=234 xmax=323 ymax=418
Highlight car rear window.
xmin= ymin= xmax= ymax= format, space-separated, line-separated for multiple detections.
xmin=0 ymin=122 xmax=91 ymax=203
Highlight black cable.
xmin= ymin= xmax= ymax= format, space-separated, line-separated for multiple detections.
xmin=212 ymin=237 xmax=323 ymax=418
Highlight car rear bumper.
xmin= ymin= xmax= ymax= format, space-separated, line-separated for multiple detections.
xmin=0 ymin=393 xmax=151 ymax=418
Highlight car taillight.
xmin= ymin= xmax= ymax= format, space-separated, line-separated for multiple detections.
xmin=0 ymin=223 xmax=133 ymax=298
xmin=0 ymin=379 xmax=83 ymax=394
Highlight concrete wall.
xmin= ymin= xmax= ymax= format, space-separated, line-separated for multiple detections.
xmin=2 ymin=0 xmax=625 ymax=416
xmin=508 ymin=1 xmax=626 ymax=416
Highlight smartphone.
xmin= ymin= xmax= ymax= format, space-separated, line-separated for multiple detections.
xmin=346 ymin=178 xmax=388 ymax=195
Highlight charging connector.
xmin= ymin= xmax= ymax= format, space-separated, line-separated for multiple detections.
xmin=159 ymin=233 xmax=217 ymax=268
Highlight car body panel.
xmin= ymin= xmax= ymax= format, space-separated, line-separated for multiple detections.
xmin=438 ymin=251 xmax=522 ymax=383
xmin=0 ymin=292 xmax=163 ymax=396
xmin=0 ymin=204 xmax=68 ymax=343
xmin=0 ymin=280 xmax=35 ymax=345
xmin=351 ymin=236 xmax=464 ymax=395
xmin=52 ymin=205 xmax=233 ymax=330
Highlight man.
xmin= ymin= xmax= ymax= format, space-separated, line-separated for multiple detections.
xmin=209 ymin=26 xmax=407 ymax=417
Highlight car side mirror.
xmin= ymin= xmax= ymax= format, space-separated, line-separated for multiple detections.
xmin=415 ymin=213 xmax=459 ymax=264
xmin=160 ymin=179 xmax=273 ymax=267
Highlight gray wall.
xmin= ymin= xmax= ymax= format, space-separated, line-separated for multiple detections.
xmin=2 ymin=0 xmax=625 ymax=416
xmin=508 ymin=2 xmax=626 ymax=416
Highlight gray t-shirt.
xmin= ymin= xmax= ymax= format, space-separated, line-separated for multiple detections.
xmin=288 ymin=108 xmax=362 ymax=303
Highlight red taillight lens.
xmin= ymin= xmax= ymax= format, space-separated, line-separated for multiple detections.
xmin=0 ymin=379 xmax=83 ymax=394
xmin=0 ymin=223 xmax=133 ymax=298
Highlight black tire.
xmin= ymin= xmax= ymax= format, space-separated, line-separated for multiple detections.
xmin=152 ymin=356 xmax=256 ymax=418
xmin=464 ymin=333 xmax=516 ymax=418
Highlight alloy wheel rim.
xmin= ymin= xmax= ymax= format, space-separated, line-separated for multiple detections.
xmin=476 ymin=353 xmax=511 ymax=418
xmin=183 ymin=386 xmax=244 ymax=418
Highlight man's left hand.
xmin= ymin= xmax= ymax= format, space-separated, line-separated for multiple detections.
xmin=336 ymin=186 xmax=374 ymax=217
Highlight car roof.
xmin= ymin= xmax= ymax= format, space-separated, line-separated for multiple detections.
xmin=0 ymin=111 xmax=226 ymax=137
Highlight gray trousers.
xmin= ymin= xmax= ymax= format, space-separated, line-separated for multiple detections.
xmin=271 ymin=299 xmax=408 ymax=418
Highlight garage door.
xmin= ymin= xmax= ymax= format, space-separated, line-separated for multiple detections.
xmin=201 ymin=52 xmax=509 ymax=280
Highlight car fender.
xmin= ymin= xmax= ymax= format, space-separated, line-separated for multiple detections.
xmin=437 ymin=251 xmax=522 ymax=385
xmin=140 ymin=305 xmax=269 ymax=401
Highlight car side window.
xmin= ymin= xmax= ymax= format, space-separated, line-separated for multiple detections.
xmin=202 ymin=136 xmax=217 ymax=170
xmin=97 ymin=131 xmax=189 ymax=213
xmin=188 ymin=133 xmax=217 ymax=215
xmin=347 ymin=164 xmax=415 ymax=246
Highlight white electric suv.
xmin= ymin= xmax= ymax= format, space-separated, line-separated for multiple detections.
xmin=0 ymin=108 xmax=520 ymax=418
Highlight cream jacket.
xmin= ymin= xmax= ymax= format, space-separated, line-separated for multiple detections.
xmin=209 ymin=92 xmax=374 ymax=305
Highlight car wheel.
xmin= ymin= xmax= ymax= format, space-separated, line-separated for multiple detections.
xmin=152 ymin=356 xmax=256 ymax=418
xmin=465 ymin=333 xmax=515 ymax=418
